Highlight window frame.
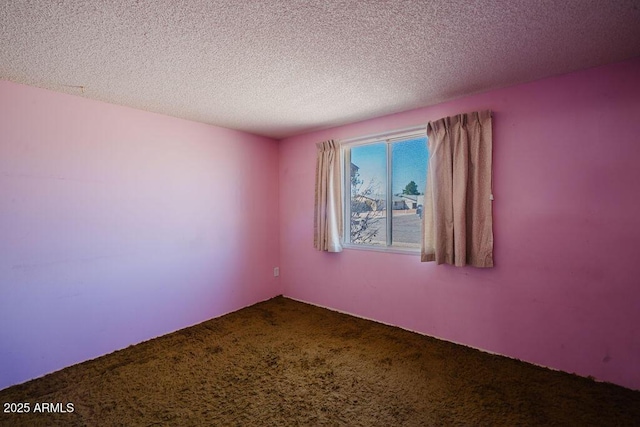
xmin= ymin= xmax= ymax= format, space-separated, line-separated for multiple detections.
xmin=341 ymin=125 xmax=427 ymax=255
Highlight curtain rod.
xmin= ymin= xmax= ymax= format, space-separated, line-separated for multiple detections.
xmin=340 ymin=125 xmax=426 ymax=146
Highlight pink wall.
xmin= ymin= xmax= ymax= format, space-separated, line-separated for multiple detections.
xmin=0 ymin=81 xmax=282 ymax=390
xmin=279 ymin=57 xmax=640 ymax=390
xmin=2 ymin=58 xmax=639 ymax=392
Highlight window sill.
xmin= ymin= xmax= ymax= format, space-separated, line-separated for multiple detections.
xmin=341 ymin=243 xmax=421 ymax=256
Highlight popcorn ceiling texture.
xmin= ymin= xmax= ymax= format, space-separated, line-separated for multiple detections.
xmin=1 ymin=0 xmax=639 ymax=139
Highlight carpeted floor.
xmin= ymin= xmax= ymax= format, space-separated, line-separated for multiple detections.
xmin=1 ymin=296 xmax=639 ymax=426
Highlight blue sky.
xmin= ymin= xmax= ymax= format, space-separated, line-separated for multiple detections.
xmin=350 ymin=137 xmax=428 ymax=197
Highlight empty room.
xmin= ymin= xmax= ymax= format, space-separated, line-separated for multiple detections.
xmin=1 ymin=0 xmax=640 ymax=425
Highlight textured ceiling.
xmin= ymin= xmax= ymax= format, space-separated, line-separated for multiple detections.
xmin=2 ymin=1 xmax=640 ymax=139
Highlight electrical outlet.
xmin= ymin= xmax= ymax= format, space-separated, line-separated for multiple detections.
xmin=273 ymin=267 xmax=280 ymax=277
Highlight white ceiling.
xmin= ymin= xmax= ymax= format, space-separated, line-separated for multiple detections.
xmin=2 ymin=1 xmax=639 ymax=139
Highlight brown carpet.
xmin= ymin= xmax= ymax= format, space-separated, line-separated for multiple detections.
xmin=1 ymin=296 xmax=639 ymax=426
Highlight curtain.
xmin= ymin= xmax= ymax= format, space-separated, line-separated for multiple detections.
xmin=421 ymin=110 xmax=493 ymax=267
xmin=314 ymin=140 xmax=343 ymax=252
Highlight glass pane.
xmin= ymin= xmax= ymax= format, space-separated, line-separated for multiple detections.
xmin=391 ymin=137 xmax=428 ymax=249
xmin=349 ymin=143 xmax=387 ymax=245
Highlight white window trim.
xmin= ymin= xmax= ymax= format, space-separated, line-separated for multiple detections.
xmin=341 ymin=125 xmax=427 ymax=254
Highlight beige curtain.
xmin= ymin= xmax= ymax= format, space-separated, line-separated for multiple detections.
xmin=314 ymin=140 xmax=343 ymax=252
xmin=421 ymin=110 xmax=493 ymax=267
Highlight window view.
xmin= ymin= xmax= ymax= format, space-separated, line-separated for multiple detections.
xmin=345 ymin=130 xmax=428 ymax=252
xmin=392 ymin=137 xmax=428 ymax=249
xmin=349 ymin=143 xmax=387 ymax=246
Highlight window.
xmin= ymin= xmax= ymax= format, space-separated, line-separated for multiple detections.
xmin=342 ymin=127 xmax=428 ymax=253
